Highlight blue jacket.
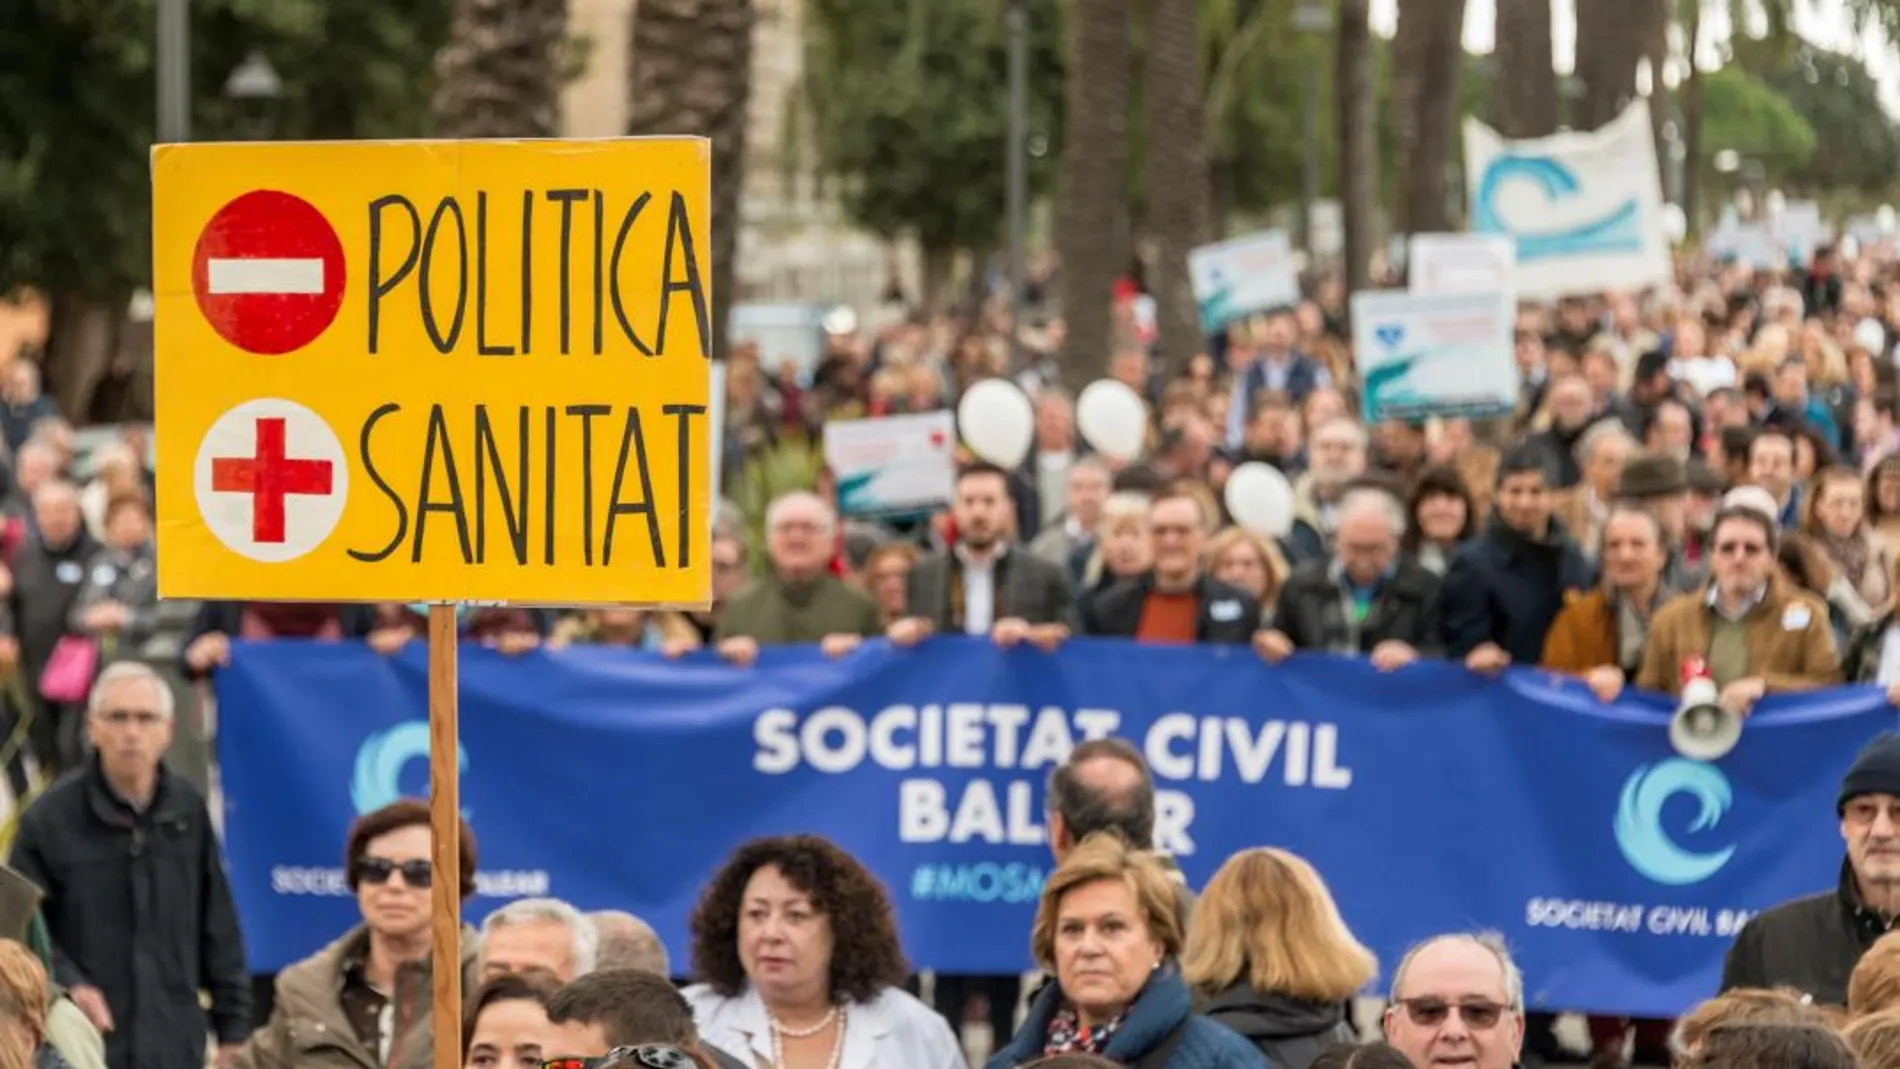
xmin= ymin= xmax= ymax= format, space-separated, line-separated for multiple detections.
xmin=987 ymin=966 xmax=1270 ymax=1069
xmin=1438 ymin=514 xmax=1595 ymax=665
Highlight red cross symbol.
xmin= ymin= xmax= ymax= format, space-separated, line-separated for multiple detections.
xmin=210 ymin=417 xmax=336 ymax=544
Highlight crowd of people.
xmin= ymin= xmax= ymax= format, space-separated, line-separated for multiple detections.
xmin=6 ymin=239 xmax=1900 ymax=1069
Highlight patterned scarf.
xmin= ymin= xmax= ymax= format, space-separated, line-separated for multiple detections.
xmin=1043 ymin=1005 xmax=1126 ymax=1056
xmin=1824 ymin=530 xmax=1873 ymax=591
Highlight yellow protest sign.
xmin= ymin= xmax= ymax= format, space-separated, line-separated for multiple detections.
xmin=152 ymin=138 xmax=713 ymax=606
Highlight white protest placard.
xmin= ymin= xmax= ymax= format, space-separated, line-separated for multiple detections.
xmin=1464 ymin=101 xmax=1669 ymax=299
xmin=1350 ymin=289 xmax=1519 ymax=423
xmin=1187 ymin=230 xmax=1299 ymax=333
xmin=1408 ymin=234 xmax=1517 ymax=297
xmin=1777 ymin=201 xmax=1827 ymax=265
xmin=824 ymin=411 xmax=957 ymax=517
xmin=1728 ymin=225 xmax=1781 ymax=271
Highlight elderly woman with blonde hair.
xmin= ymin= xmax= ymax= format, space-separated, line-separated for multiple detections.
xmin=987 ymin=835 xmax=1264 ymax=1069
xmin=1181 ymin=848 xmax=1375 ymax=1069
xmin=0 ymin=941 xmax=50 ymax=1069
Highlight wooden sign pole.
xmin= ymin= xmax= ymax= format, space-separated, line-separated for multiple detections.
xmin=428 ymin=604 xmax=461 ymax=1069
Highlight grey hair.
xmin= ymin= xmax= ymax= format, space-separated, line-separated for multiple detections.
xmin=1336 ymin=487 xmax=1406 ymax=539
xmin=1389 ymin=931 xmax=1524 ymax=1012
xmin=482 ymin=897 xmax=599 ymax=976
xmin=1573 ymin=419 xmax=1635 ymax=466
xmin=88 ymin=662 xmax=175 ymax=721
xmin=590 ymin=910 xmax=670 ymax=976
xmin=1313 ymin=416 xmax=1369 ymax=450
xmin=1068 ymin=457 xmax=1111 ymax=485
xmin=765 ymin=491 xmax=837 ymax=539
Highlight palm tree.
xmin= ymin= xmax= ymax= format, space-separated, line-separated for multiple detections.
xmin=1677 ymin=0 xmax=1794 ymax=231
xmin=625 ymin=0 xmax=755 ymax=359
xmin=1145 ymin=0 xmax=1211 ymax=371
xmin=1392 ymin=0 xmax=1468 ymax=235
xmin=1574 ymin=0 xmax=1642 ymax=130
xmin=1336 ymin=0 xmax=1376 ymax=301
xmin=1490 ymin=0 xmax=1558 ymax=138
xmin=432 ymin=0 xmax=568 ymax=137
xmin=1056 ymin=0 xmax=1131 ymax=387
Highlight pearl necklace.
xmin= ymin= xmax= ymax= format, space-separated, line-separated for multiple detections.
xmin=767 ymin=1004 xmax=846 ymax=1069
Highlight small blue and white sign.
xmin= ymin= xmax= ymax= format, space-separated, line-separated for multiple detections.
xmin=1350 ymin=289 xmax=1518 ymax=423
xmin=1187 ymin=229 xmax=1299 ymax=334
xmin=823 ymin=410 xmax=957 ymax=518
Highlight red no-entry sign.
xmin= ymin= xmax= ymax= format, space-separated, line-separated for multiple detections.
xmin=190 ymin=190 xmax=346 ymax=355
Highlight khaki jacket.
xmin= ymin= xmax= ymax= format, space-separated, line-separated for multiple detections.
xmin=1635 ymin=576 xmax=1841 ymax=697
xmin=234 ymin=926 xmax=479 ymax=1069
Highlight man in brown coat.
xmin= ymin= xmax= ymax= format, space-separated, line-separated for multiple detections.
xmin=1637 ymin=504 xmax=1841 ymax=706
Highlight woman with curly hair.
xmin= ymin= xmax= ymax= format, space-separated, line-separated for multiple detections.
xmin=683 ymin=835 xmax=963 ymax=1069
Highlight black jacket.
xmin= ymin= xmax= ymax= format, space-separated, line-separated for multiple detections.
xmin=1273 ymin=557 xmax=1442 ymax=655
xmin=1438 ymin=515 xmax=1595 ymax=665
xmin=1080 ymin=573 xmax=1262 ymax=645
xmin=1199 ymin=985 xmax=1352 ymax=1069
xmin=1720 ymin=859 xmax=1894 ymax=1006
xmin=11 ymin=757 xmax=250 ymax=1069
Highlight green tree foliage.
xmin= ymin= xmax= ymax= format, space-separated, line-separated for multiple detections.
xmin=798 ymin=0 xmax=1066 ymax=261
xmin=1697 ymin=65 xmax=1816 ymax=182
xmin=1764 ymin=44 xmax=1900 ymax=196
xmin=0 ymin=0 xmax=449 ymax=301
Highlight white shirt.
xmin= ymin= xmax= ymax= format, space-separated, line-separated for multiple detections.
xmin=957 ymin=543 xmax=1004 ymax=635
xmin=1878 ymin=625 xmax=1900 ymax=686
xmin=684 ymin=983 xmax=965 ymax=1069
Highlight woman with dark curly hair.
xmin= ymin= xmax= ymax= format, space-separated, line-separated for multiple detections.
xmin=683 ymin=835 xmax=963 ymax=1069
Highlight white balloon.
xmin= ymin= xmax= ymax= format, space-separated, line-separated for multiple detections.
xmin=957 ymin=379 xmax=1035 ymax=468
xmin=1224 ymin=462 xmax=1296 ymax=538
xmin=1661 ymin=204 xmax=1687 ymax=244
xmin=1076 ymin=380 xmax=1149 ymax=461
xmin=1880 ymin=204 xmax=1896 ymax=234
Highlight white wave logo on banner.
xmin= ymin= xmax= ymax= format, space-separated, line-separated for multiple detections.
xmin=1464 ymin=101 xmax=1670 ymax=299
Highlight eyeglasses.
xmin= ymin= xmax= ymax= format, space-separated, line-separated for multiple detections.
xmin=1713 ymin=540 xmax=1767 ymax=557
xmin=541 ymin=1046 xmax=696 ymax=1069
xmin=353 ymin=857 xmax=433 ymax=889
xmin=1395 ymin=997 xmax=1509 ymax=1029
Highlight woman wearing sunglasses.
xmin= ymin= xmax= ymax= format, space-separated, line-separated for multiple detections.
xmin=683 ymin=835 xmax=964 ymax=1069
xmin=234 ymin=800 xmax=481 ymax=1069
xmin=988 ymin=834 xmax=1265 ymax=1069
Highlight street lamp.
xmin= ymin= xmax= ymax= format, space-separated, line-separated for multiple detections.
xmin=156 ymin=0 xmax=190 ymax=142
xmin=224 ymin=51 xmax=283 ymax=139
xmin=1293 ymin=0 xmax=1330 ymax=255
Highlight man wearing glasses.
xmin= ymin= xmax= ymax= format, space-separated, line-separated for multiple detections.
xmin=1720 ymin=732 xmax=1900 ymax=1004
xmin=235 ymin=798 xmax=480 ymax=1069
xmin=1636 ymin=504 xmax=1840 ymax=708
xmin=1383 ymin=932 xmax=1525 ymax=1069
xmin=10 ymin=662 xmax=249 ymax=1069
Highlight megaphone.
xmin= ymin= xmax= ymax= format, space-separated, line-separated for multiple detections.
xmin=1671 ymin=655 xmax=1742 ymax=761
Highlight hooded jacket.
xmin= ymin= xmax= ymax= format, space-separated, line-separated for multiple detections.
xmin=1199 ymin=986 xmax=1351 ymax=1069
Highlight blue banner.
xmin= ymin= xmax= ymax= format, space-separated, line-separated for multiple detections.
xmin=217 ymin=638 xmax=1895 ymax=1016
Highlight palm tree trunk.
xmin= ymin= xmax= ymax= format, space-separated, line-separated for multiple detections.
xmin=1337 ymin=0 xmax=1377 ymax=304
xmin=1490 ymin=0 xmax=1558 ymax=138
xmin=432 ymin=0 xmax=568 ymax=137
xmin=1393 ymin=0 xmax=1469 ymax=235
xmin=625 ymin=0 xmax=755 ymax=360
xmin=1681 ymin=4 xmax=1706 ymax=233
xmin=1055 ymin=0 xmax=1131 ymax=387
xmin=1144 ymin=0 xmax=1211 ymax=373
xmin=1574 ymin=0 xmax=1641 ymax=130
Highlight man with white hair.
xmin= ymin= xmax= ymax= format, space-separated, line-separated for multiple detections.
xmin=1383 ymin=932 xmax=1525 ymax=1069
xmin=589 ymin=910 xmax=670 ymax=975
xmin=11 ymin=663 xmax=250 ymax=1069
xmin=1254 ymin=487 xmax=1441 ymax=669
xmin=1553 ymin=419 xmax=1635 ymax=556
xmin=715 ymin=491 xmax=882 ymax=666
xmin=1285 ymin=416 xmax=1369 ymax=563
xmin=479 ymin=897 xmax=599 ymax=985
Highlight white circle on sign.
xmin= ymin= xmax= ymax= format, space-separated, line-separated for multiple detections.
xmin=193 ymin=398 xmax=349 ymax=563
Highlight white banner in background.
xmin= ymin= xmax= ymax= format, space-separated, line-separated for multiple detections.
xmin=1187 ymin=230 xmax=1300 ymax=333
xmin=823 ymin=411 xmax=956 ymax=517
xmin=1351 ymin=289 xmax=1519 ymax=423
xmin=1409 ymin=234 xmax=1517 ymax=297
xmin=1465 ymin=101 xmax=1669 ymax=299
